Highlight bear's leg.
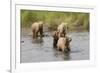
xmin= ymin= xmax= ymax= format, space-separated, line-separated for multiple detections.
xmin=62 ymin=48 xmax=65 ymax=52
xmin=67 ymin=45 xmax=70 ymax=51
xmin=35 ymin=31 xmax=38 ymax=38
xmin=53 ymin=39 xmax=58 ymax=48
xmin=36 ymin=32 xmax=38 ymax=37
xmin=39 ymin=27 xmax=43 ymax=37
xmin=53 ymin=42 xmax=57 ymax=48
xmin=32 ymin=30 xmax=35 ymax=38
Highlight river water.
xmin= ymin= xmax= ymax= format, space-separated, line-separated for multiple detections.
xmin=20 ymin=29 xmax=89 ymax=63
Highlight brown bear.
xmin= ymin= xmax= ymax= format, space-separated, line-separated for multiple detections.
xmin=57 ymin=22 xmax=68 ymax=38
xmin=52 ymin=31 xmax=59 ymax=48
xmin=57 ymin=36 xmax=72 ymax=52
xmin=31 ymin=21 xmax=43 ymax=38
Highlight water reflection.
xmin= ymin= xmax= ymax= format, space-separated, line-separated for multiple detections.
xmin=53 ymin=47 xmax=70 ymax=60
xmin=32 ymin=37 xmax=43 ymax=44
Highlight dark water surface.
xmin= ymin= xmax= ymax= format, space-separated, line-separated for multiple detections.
xmin=20 ymin=29 xmax=89 ymax=63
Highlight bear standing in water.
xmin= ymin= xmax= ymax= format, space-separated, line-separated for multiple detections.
xmin=57 ymin=22 xmax=68 ymax=38
xmin=57 ymin=36 xmax=72 ymax=52
xmin=52 ymin=31 xmax=59 ymax=48
xmin=31 ymin=21 xmax=43 ymax=38
xmin=52 ymin=22 xmax=70 ymax=49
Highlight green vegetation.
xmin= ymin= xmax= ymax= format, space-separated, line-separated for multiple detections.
xmin=21 ymin=10 xmax=89 ymax=31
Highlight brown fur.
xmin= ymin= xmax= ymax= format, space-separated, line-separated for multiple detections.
xmin=57 ymin=23 xmax=67 ymax=38
xmin=52 ymin=31 xmax=59 ymax=48
xmin=57 ymin=36 xmax=71 ymax=52
xmin=32 ymin=21 xmax=43 ymax=38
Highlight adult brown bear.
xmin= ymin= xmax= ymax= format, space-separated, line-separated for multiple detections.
xmin=31 ymin=21 xmax=43 ymax=38
xmin=57 ymin=36 xmax=72 ymax=52
xmin=52 ymin=22 xmax=68 ymax=48
xmin=57 ymin=22 xmax=68 ymax=38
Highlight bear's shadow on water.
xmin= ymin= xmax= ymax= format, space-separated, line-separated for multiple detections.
xmin=31 ymin=33 xmax=50 ymax=44
xmin=31 ymin=37 xmax=44 ymax=44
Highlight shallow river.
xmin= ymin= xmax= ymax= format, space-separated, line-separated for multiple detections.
xmin=20 ymin=29 xmax=89 ymax=63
